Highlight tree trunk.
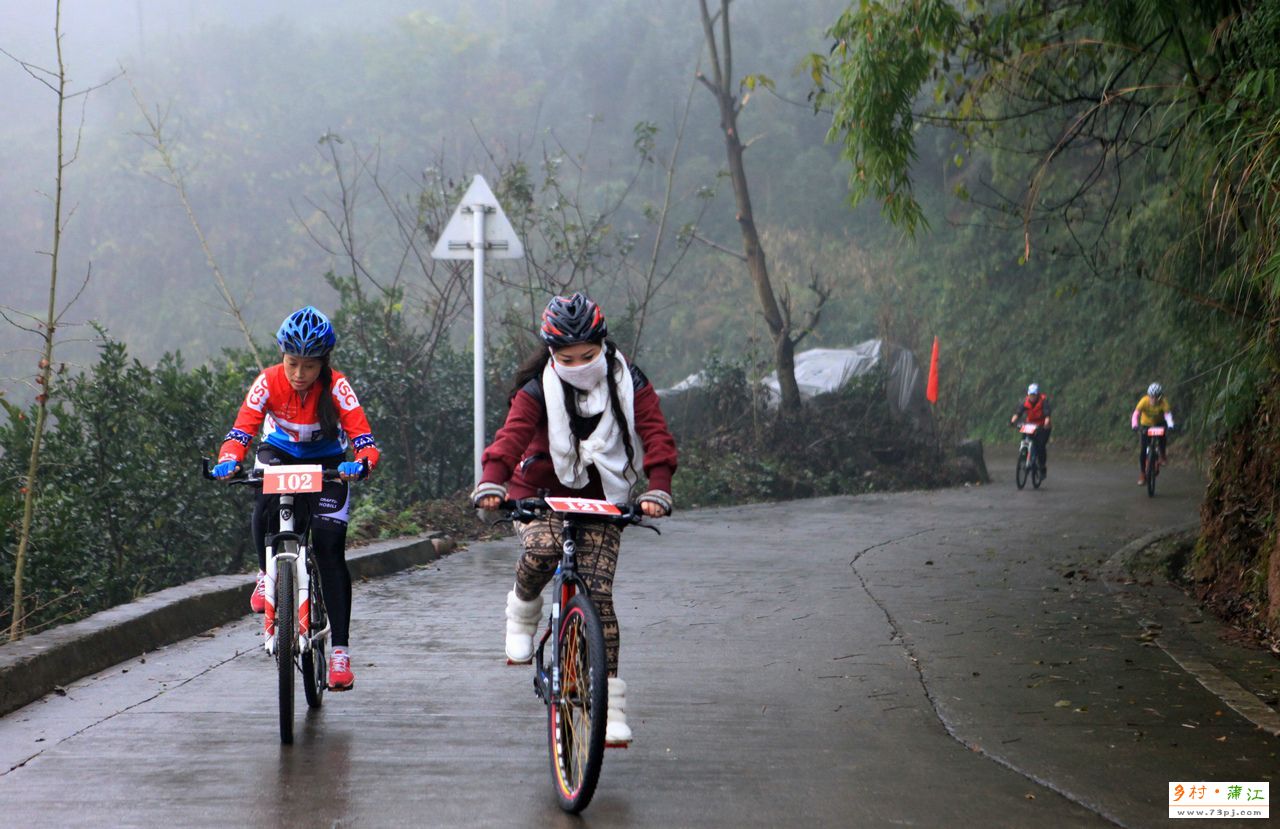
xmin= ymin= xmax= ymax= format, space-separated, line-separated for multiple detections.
xmin=9 ymin=0 xmax=67 ymax=641
xmin=698 ymin=0 xmax=802 ymax=413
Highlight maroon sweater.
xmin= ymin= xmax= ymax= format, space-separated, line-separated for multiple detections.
xmin=480 ymin=368 xmax=677 ymax=500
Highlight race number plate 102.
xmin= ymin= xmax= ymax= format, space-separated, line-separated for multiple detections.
xmin=263 ymin=465 xmax=324 ymax=494
xmin=543 ymin=497 xmax=622 ymax=516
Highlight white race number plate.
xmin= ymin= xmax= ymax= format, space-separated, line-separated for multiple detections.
xmin=543 ymin=497 xmax=622 ymax=516
xmin=262 ymin=465 xmax=324 ymax=494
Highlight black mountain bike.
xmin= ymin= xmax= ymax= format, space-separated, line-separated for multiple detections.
xmin=204 ymin=458 xmax=364 ymax=743
xmin=1142 ymin=425 xmax=1169 ymax=497
xmin=1014 ymin=422 xmax=1043 ymax=490
xmin=499 ymin=496 xmax=650 ymax=814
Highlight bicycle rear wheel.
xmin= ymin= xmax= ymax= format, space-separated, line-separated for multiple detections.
xmin=1015 ymin=447 xmax=1029 ymax=489
xmin=547 ymin=594 xmax=608 ymax=814
xmin=1031 ymin=448 xmax=1043 ymax=489
xmin=1146 ymin=447 xmax=1158 ymax=497
xmin=301 ymin=560 xmax=327 ymax=709
xmin=276 ymin=551 xmax=296 ymax=744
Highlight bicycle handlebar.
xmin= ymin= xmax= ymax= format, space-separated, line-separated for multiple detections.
xmin=497 ymin=497 xmax=647 ymax=527
xmin=201 ymin=456 xmax=368 ymax=484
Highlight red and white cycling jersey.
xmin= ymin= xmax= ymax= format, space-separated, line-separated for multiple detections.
xmin=218 ymin=364 xmax=379 ymax=467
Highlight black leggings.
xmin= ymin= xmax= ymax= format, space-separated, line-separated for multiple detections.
xmin=1031 ymin=427 xmax=1050 ymax=469
xmin=252 ymin=446 xmax=354 ymax=647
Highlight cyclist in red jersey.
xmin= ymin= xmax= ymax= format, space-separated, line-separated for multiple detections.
xmin=211 ymin=306 xmax=380 ymax=691
xmin=471 ymin=293 xmax=677 ymax=747
xmin=1010 ymin=382 xmax=1053 ymax=478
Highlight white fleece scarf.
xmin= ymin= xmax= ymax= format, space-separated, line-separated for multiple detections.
xmin=543 ymin=349 xmax=644 ymax=503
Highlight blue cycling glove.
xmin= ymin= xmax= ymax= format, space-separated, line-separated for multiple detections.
xmin=338 ymin=461 xmax=365 ymax=479
xmin=211 ymin=460 xmax=240 ymax=479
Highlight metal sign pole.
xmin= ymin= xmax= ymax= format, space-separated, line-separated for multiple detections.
xmin=431 ymin=174 xmax=523 ymax=485
xmin=471 ymin=204 xmax=488 ymax=484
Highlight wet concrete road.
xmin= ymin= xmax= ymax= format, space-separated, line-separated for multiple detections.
xmin=2 ymin=457 xmax=1277 ymax=827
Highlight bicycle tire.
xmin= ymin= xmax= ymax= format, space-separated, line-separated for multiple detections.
xmin=276 ymin=551 xmax=296 ymax=745
xmin=1146 ymin=447 xmax=1158 ymax=497
xmin=547 ymin=594 xmax=608 ymax=814
xmin=1015 ymin=447 xmax=1029 ymax=489
xmin=1031 ymin=451 xmax=1043 ymax=489
xmin=301 ymin=559 xmax=327 ymax=709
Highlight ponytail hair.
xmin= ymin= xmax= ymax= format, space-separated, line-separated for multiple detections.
xmin=604 ymin=340 xmax=636 ymax=471
xmin=316 ymin=356 xmax=340 ymax=440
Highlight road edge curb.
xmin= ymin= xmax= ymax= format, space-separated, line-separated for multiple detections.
xmin=1102 ymin=522 xmax=1280 ymax=737
xmin=0 ymin=533 xmax=457 ymax=718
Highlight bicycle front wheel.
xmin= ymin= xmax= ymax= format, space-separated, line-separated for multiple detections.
xmin=1015 ymin=448 xmax=1029 ymax=489
xmin=276 ymin=552 xmax=296 ymax=744
xmin=301 ymin=561 xmax=327 ymax=709
xmin=547 ymin=594 xmax=608 ymax=814
xmin=1146 ymin=448 xmax=1158 ymax=497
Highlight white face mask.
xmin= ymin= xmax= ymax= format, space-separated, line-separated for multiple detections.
xmin=552 ymin=350 xmax=608 ymax=391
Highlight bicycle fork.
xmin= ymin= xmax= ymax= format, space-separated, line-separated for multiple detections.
xmin=536 ymin=528 xmax=581 ymax=703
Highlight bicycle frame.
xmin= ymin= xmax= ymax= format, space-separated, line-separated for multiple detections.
xmin=201 ymin=458 xmax=359 ymax=659
xmin=262 ymin=491 xmax=330 ymax=658
xmin=533 ymin=514 xmax=595 ymax=705
xmin=1018 ymin=423 xmax=1038 ymax=467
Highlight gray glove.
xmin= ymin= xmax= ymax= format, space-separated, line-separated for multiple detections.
xmin=638 ymin=489 xmax=673 ymax=515
xmin=469 ymin=481 xmax=507 ymax=507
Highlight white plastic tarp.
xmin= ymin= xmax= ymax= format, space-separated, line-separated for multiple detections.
xmin=659 ymin=339 xmax=930 ymax=420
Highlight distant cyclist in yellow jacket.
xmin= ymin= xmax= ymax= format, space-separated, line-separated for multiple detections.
xmin=1131 ymin=382 xmax=1174 ymax=485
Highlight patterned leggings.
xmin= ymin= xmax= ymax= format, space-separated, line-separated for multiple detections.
xmin=515 ymin=517 xmax=622 ymax=676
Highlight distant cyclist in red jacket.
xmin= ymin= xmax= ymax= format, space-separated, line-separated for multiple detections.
xmin=471 ymin=293 xmax=677 ymax=747
xmin=1010 ymin=382 xmax=1052 ymax=477
xmin=211 ymin=306 xmax=380 ymax=691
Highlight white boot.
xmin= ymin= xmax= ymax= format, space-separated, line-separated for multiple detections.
xmin=606 ymin=677 xmax=632 ymax=746
xmin=505 ymin=588 xmax=542 ymax=664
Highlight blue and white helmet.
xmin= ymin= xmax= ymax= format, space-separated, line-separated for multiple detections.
xmin=276 ymin=306 xmax=336 ymax=357
xmin=1027 ymin=383 xmax=1040 ymax=396
xmin=1147 ymin=382 xmax=1163 ymax=398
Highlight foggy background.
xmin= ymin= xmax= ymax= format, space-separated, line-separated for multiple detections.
xmin=1 ymin=0 xmax=856 ymax=396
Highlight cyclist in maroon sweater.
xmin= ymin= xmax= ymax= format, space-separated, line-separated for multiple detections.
xmin=471 ymin=293 xmax=677 ymax=746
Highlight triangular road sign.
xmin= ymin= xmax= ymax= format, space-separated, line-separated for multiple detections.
xmin=431 ymin=175 xmax=525 ymax=260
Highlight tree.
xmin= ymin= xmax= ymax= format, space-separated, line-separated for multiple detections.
xmin=299 ymin=135 xmax=473 ymax=498
xmin=808 ymin=0 xmax=1278 ymax=327
xmin=0 ymin=1 xmax=114 ymax=640
xmin=131 ymin=86 xmax=266 ymax=372
xmin=623 ymin=67 xmax=715 ymax=359
xmin=809 ymin=0 xmax=1280 ymax=629
xmin=697 ymin=0 xmax=829 ymax=414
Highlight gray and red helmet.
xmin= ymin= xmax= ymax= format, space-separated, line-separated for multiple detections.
xmin=540 ymin=293 xmax=607 ymax=346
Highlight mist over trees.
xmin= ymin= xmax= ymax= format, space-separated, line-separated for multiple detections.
xmin=3 ymin=1 xmax=1270 ymax=636
xmin=1 ymin=0 xmax=854 ymax=394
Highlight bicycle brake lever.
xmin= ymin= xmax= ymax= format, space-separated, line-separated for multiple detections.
xmin=633 ymin=519 xmax=661 ymax=535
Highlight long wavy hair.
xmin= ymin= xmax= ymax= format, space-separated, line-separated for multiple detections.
xmin=509 ymin=339 xmax=635 ymax=471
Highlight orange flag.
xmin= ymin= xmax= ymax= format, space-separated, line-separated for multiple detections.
xmin=926 ymin=336 xmax=939 ymax=404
